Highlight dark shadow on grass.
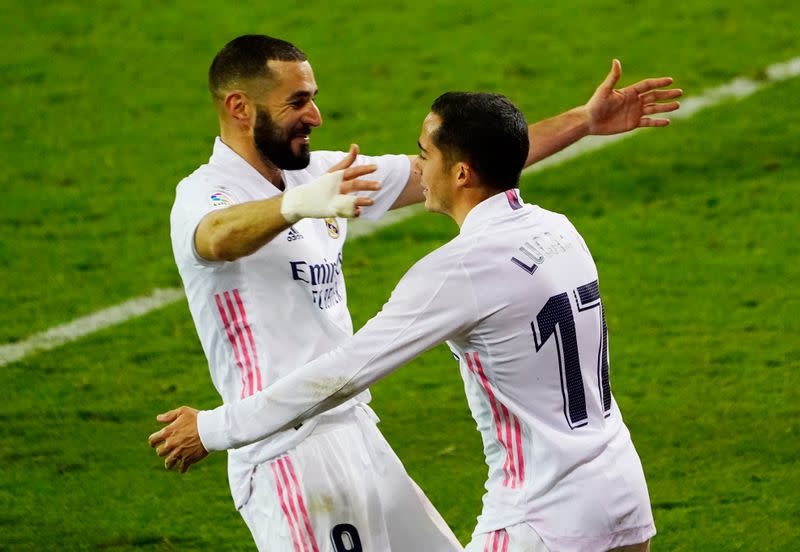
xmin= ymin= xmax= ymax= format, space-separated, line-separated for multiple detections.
xmin=96 ymin=534 xmax=205 ymax=549
xmin=652 ymin=501 xmax=691 ymax=510
xmin=77 ymin=410 xmax=124 ymax=423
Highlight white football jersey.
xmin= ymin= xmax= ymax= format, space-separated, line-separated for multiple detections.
xmin=171 ymin=137 xmax=408 ymax=507
xmin=198 ymin=189 xmax=655 ymax=551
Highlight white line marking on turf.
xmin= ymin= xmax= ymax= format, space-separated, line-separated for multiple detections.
xmin=3 ymin=57 xmax=799 ymax=367
xmin=0 ymin=288 xmax=184 ymax=367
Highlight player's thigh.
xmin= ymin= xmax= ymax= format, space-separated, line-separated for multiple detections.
xmin=357 ymin=409 xmax=463 ymax=551
xmin=466 ymin=524 xmax=548 ymax=552
xmin=241 ymin=422 xmax=389 ymax=552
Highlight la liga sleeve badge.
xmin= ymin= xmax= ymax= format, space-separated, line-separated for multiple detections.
xmin=209 ymin=190 xmax=236 ymax=207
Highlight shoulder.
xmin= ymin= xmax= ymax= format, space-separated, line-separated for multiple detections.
xmin=403 ymin=237 xmax=473 ymax=284
xmin=303 ymin=150 xmax=410 ymax=176
xmin=174 ymin=163 xmax=241 ymax=206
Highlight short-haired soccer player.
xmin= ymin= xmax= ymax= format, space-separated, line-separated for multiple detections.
xmin=152 ymin=33 xmax=678 ymax=551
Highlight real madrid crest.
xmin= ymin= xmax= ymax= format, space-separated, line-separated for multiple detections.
xmin=324 ymin=218 xmax=340 ymax=239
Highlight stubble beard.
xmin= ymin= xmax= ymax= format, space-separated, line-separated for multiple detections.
xmin=253 ymin=108 xmax=311 ymax=171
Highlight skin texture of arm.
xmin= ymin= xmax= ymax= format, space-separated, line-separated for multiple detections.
xmin=195 ymin=146 xmax=379 ymax=262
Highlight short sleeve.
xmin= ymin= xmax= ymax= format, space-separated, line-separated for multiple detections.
xmin=170 ymin=175 xmax=241 ymax=267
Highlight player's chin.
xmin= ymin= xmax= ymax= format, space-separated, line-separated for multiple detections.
xmin=292 ymin=135 xmax=310 ymax=149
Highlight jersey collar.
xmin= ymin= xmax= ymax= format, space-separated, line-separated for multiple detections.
xmin=209 ymin=137 xmax=282 ymax=192
xmin=460 ymin=188 xmax=526 ymax=234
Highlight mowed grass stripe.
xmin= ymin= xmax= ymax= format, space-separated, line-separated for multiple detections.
xmin=2 ymin=56 xmax=799 ymax=368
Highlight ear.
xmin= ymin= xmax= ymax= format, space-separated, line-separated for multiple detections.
xmin=454 ymin=161 xmax=474 ymax=189
xmin=223 ymin=91 xmax=253 ymax=128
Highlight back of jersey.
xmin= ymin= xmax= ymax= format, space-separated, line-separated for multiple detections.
xmin=453 ymin=201 xmax=653 ymax=550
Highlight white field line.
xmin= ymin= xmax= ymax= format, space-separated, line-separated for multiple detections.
xmin=2 ymin=57 xmax=799 ymax=367
xmin=0 ymin=289 xmax=185 ymax=367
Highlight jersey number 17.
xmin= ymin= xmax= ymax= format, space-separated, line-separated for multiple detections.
xmin=532 ymin=279 xmax=611 ymax=429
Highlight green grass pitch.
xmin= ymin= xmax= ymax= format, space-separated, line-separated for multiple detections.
xmin=1 ymin=1 xmax=798 ymax=550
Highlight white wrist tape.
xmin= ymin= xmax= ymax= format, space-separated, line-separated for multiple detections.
xmin=280 ymin=170 xmax=358 ymax=223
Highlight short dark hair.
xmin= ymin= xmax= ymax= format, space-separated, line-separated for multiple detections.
xmin=430 ymin=92 xmax=529 ymax=191
xmin=209 ymin=35 xmax=307 ymax=100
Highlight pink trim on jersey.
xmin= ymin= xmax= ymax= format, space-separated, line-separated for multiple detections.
xmin=234 ymin=289 xmax=263 ymax=392
xmin=285 ymin=457 xmax=320 ymax=552
xmin=276 ymin=459 xmax=311 ymax=552
xmin=499 ymin=403 xmax=518 ymax=488
xmin=514 ymin=416 xmax=525 ymax=484
xmin=469 ymin=352 xmax=525 ymax=489
xmin=466 ymin=352 xmax=513 ymax=488
xmin=214 ymin=293 xmax=247 ymax=399
xmin=270 ymin=460 xmax=304 ymax=552
xmin=484 ymin=529 xmax=509 ymax=552
xmin=223 ymin=291 xmax=254 ymax=396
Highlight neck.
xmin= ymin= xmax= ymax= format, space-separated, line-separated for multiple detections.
xmin=220 ymin=128 xmax=284 ymax=189
xmin=452 ymin=188 xmax=495 ymax=227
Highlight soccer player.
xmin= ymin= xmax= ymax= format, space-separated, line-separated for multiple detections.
xmin=153 ymin=34 xmax=678 ymax=552
xmin=154 ymin=92 xmax=658 ymax=551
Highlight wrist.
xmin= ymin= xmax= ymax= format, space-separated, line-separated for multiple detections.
xmin=279 ymin=170 xmax=354 ymax=223
xmin=571 ymin=105 xmax=591 ymax=137
xmin=197 ymin=407 xmax=231 ymax=452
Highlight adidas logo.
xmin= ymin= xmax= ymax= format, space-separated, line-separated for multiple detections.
xmin=287 ymin=227 xmax=304 ymax=242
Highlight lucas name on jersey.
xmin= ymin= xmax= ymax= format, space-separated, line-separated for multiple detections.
xmin=290 ymin=252 xmax=345 ymax=310
xmin=510 ymin=230 xmax=576 ymax=275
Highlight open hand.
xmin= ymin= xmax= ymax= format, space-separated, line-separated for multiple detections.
xmin=587 ymin=59 xmax=683 ymax=135
xmin=326 ymin=144 xmax=381 ymax=217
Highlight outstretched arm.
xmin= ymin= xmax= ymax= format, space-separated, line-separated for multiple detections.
xmin=149 ymin=254 xmax=477 ymax=472
xmin=391 ymin=60 xmax=682 ymax=208
xmin=525 ymin=59 xmax=682 ymax=166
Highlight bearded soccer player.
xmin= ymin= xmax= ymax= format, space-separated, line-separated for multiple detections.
xmin=153 ymin=34 xmax=679 ymax=552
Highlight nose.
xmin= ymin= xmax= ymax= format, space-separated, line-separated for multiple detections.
xmin=302 ymin=100 xmax=322 ymax=127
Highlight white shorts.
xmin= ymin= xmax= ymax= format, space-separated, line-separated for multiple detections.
xmin=466 ymin=524 xmax=548 ymax=552
xmin=466 ymin=524 xmax=651 ymax=552
xmin=239 ymin=405 xmax=462 ymax=552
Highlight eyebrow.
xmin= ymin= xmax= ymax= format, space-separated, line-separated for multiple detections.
xmin=286 ymin=89 xmax=318 ymax=102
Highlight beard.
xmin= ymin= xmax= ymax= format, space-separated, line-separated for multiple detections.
xmin=253 ymin=108 xmax=312 ymax=170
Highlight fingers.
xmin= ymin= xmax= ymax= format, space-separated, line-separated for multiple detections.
xmin=155 ymin=438 xmax=174 ymax=457
xmin=639 ymin=117 xmax=671 ymax=128
xmin=642 ymin=101 xmax=680 ymax=116
xmin=179 ymin=456 xmax=194 ymax=474
xmin=148 ymin=427 xmax=167 ymax=448
xmin=165 ymin=449 xmax=181 ymax=470
xmin=640 ymin=88 xmax=683 ymax=104
xmin=340 ymin=178 xmax=380 ymax=195
xmin=327 ymin=144 xmax=359 ymax=173
xmin=631 ymin=77 xmax=674 ymax=95
xmin=599 ymin=59 xmax=622 ymax=91
xmin=156 ymin=408 xmax=181 ymax=424
xmin=354 ymin=197 xmax=375 ymax=208
xmin=341 ymin=164 xmax=377 ymax=181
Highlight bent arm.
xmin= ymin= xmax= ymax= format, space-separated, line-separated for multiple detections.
xmin=197 ymin=255 xmax=476 ymax=451
xmin=197 ymin=163 xmax=379 ymax=262
xmin=195 ymin=196 xmax=289 ymax=262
